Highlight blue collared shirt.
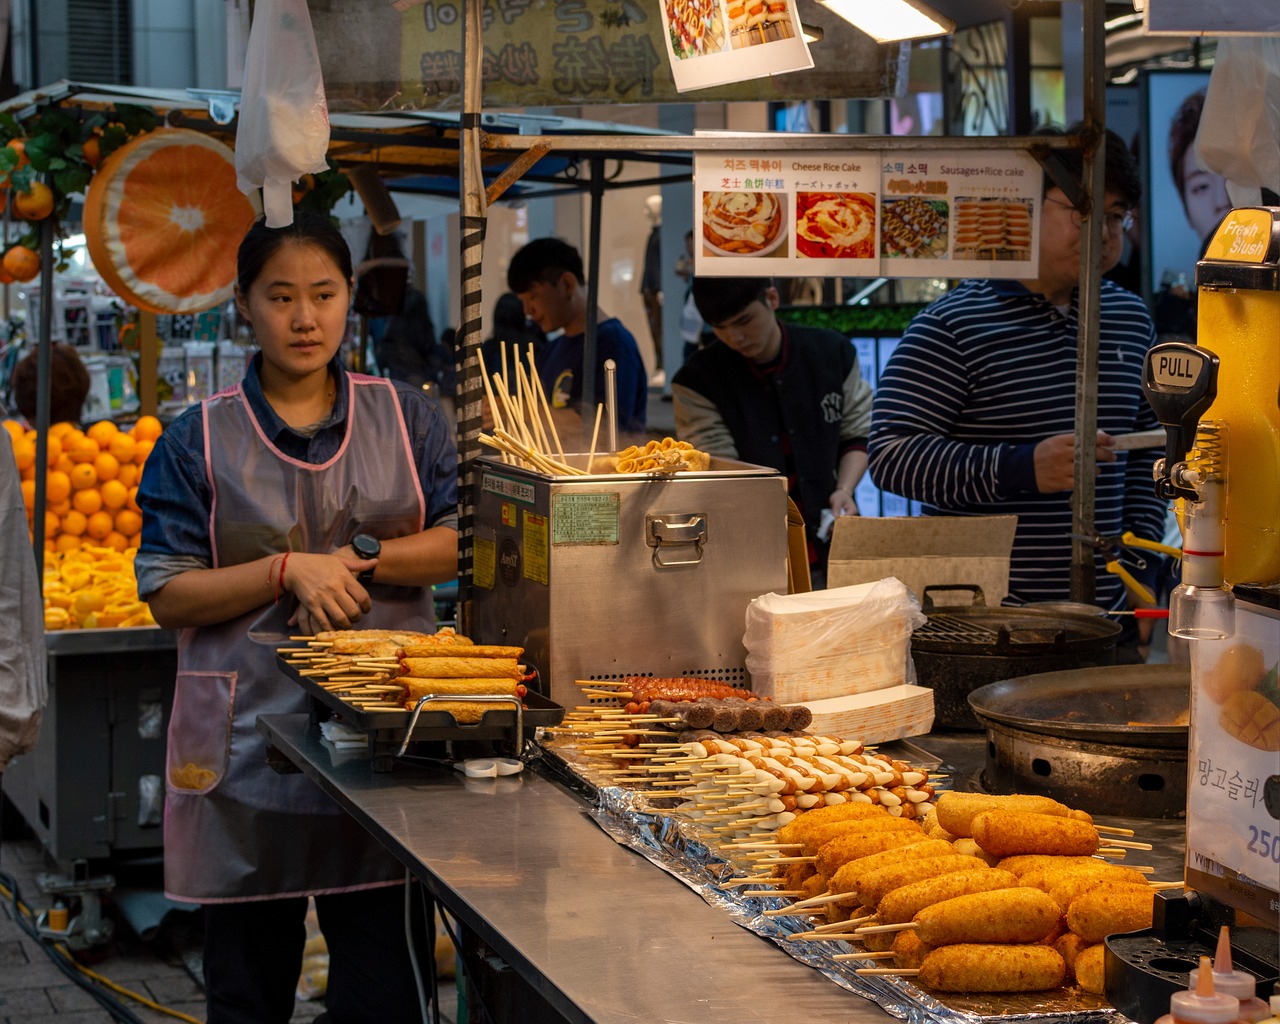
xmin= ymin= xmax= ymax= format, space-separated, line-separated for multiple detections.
xmin=134 ymin=355 xmax=457 ymax=599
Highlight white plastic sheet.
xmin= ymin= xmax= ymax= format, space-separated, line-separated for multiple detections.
xmin=235 ymin=0 xmax=331 ymax=228
xmin=1197 ymin=37 xmax=1280 ymax=205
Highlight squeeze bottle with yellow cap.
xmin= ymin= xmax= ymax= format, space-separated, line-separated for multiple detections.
xmin=1188 ymin=927 xmax=1271 ymax=1023
xmin=1154 ymin=956 xmax=1247 ymax=1024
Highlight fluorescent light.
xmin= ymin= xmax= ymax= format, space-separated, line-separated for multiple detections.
xmin=818 ymin=0 xmax=954 ymax=42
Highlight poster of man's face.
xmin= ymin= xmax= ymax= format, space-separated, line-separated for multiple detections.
xmin=1144 ymin=70 xmax=1233 ymax=298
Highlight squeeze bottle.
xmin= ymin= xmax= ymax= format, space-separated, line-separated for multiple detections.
xmin=1188 ymin=927 xmax=1271 ymax=1023
xmin=1154 ymin=956 xmax=1246 ymax=1024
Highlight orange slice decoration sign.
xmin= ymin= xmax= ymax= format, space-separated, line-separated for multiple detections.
xmin=84 ymin=128 xmax=262 ymax=314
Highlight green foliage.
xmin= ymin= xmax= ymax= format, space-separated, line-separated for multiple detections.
xmin=777 ymin=303 xmax=927 ymax=334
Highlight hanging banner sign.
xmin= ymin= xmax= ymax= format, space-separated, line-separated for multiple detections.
xmin=657 ymin=0 xmax=813 ymax=92
xmin=694 ymin=144 xmax=1043 ymax=279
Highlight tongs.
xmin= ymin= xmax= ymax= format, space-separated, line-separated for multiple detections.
xmin=1071 ymin=531 xmax=1182 ymax=606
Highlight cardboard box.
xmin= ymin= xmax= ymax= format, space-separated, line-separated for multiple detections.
xmin=826 ymin=515 xmax=1017 ymax=607
xmin=793 ymin=684 xmax=935 ymax=744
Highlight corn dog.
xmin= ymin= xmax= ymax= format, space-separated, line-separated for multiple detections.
xmin=828 ymin=840 xmax=955 ymax=906
xmin=1048 ymin=877 xmax=1151 ymax=911
xmin=1074 ymin=943 xmax=1106 ymax=994
xmin=917 ymin=943 xmax=1067 ymax=993
xmin=1054 ymin=932 xmax=1092 ymax=980
xmin=775 ymin=801 xmax=891 ymax=844
xmin=797 ymin=815 xmax=923 ymax=856
xmin=401 ymin=643 xmax=521 ymax=658
xmin=997 ymin=854 xmax=1109 ymax=877
xmin=814 ymin=830 xmax=934 ymax=877
xmin=1065 ymin=887 xmax=1154 ymax=943
xmin=1021 ymin=861 xmax=1148 ymax=894
xmin=911 ymin=888 xmax=1062 ymax=946
xmin=950 ymin=837 xmax=1001 ymax=866
xmin=409 ymin=700 xmax=508 ymax=723
xmin=854 ymin=854 xmax=989 ymax=909
xmin=891 ymin=929 xmax=933 ymax=969
xmin=970 ymin=810 xmax=1100 ymax=858
xmin=400 ymin=657 xmax=522 ymax=679
xmin=401 ymin=677 xmax=520 ymax=699
xmin=935 ymin=792 xmax=1091 ymax=838
xmin=876 ymin=868 xmax=1020 ymax=924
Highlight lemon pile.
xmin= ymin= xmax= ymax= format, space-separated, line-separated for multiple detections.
xmin=5 ymin=415 xmax=164 ymax=631
xmin=42 ymin=545 xmax=156 ymax=631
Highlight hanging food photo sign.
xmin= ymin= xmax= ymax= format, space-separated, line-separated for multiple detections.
xmin=694 ymin=142 xmax=1043 ymax=278
xmin=659 ymin=0 xmax=813 ymax=92
xmin=84 ymin=128 xmax=262 ymax=314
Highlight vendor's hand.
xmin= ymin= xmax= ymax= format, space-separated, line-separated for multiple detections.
xmin=1034 ymin=431 xmax=1116 ymax=493
xmin=282 ymin=552 xmax=373 ymax=634
xmin=330 ymin=543 xmax=379 ymax=580
xmin=829 ymin=488 xmax=859 ymax=517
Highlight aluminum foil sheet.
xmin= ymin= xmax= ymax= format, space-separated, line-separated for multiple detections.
xmin=545 ymin=742 xmax=1126 ymax=1024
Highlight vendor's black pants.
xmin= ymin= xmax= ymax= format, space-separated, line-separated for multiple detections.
xmin=202 ymin=883 xmax=422 ymax=1024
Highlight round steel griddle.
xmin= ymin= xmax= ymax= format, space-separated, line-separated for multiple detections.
xmin=968 ymin=664 xmax=1191 ymax=817
xmin=967 ymin=663 xmax=1191 ymax=749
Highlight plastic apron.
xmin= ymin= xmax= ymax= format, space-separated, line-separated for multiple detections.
xmin=164 ymin=374 xmax=434 ymax=902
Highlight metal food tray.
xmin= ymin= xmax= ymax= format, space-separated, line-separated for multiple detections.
xmin=277 ymin=655 xmax=566 ymax=770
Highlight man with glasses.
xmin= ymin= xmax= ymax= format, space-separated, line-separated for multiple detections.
xmin=868 ymin=126 xmax=1166 ymax=639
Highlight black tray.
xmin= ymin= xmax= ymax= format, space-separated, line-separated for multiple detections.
xmin=277 ymin=654 xmax=566 ymax=770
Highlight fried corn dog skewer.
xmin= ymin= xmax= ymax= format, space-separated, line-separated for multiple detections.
xmin=858 ymin=944 xmax=1067 ymax=993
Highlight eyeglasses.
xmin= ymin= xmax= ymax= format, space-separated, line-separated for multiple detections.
xmin=1044 ymin=195 xmax=1135 ymax=235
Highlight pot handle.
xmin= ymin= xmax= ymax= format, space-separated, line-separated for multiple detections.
xmin=921 ymin=583 xmax=988 ymax=613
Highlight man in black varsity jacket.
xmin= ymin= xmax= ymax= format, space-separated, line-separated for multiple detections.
xmin=671 ymin=277 xmax=873 ymax=576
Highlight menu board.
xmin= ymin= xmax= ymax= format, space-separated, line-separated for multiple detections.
xmin=657 ymin=0 xmax=813 ymax=92
xmin=694 ymin=145 xmax=1043 ymax=279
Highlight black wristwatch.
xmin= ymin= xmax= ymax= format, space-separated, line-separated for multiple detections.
xmin=351 ymin=533 xmax=381 ymax=583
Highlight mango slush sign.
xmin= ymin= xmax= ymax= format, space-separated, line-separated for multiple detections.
xmin=395 ymin=0 xmax=889 ymax=107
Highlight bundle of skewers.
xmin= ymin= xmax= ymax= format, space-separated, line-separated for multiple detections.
xmin=478 ymin=342 xmax=607 ymax=475
xmin=280 ymin=627 xmax=534 ymax=721
xmin=730 ymin=791 xmax=1181 ymax=997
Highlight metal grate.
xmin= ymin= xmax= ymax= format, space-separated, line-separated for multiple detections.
xmin=914 ymin=614 xmax=1003 ymax=643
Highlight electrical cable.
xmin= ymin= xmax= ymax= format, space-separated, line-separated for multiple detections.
xmin=436 ymin=904 xmax=497 ymax=1024
xmin=0 ymin=797 xmax=202 ymax=1024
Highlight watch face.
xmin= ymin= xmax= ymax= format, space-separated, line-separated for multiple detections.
xmin=353 ymin=534 xmax=380 ymax=559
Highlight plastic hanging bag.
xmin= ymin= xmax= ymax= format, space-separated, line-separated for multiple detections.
xmin=235 ymin=0 xmax=330 ymax=228
xmin=1197 ymin=37 xmax=1280 ymax=204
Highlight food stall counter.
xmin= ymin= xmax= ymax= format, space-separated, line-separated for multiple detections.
xmin=256 ymin=713 xmax=899 ymax=1024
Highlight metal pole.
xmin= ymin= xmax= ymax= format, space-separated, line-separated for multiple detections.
xmin=1070 ymin=0 xmax=1107 ymax=604
xmin=582 ymin=155 xmax=605 ymax=449
xmin=454 ymin=0 xmax=486 ymax=631
xmin=30 ymin=216 xmax=56 ymax=591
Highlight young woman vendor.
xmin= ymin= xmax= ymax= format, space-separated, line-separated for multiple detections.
xmin=135 ymin=213 xmax=457 ymax=1023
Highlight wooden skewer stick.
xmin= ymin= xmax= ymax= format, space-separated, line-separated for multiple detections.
xmin=1148 ymin=880 xmax=1186 ymax=890
xmin=477 ymin=352 xmax=510 ymax=464
xmin=854 ymin=921 xmax=914 ymax=936
xmin=812 ymin=915 xmax=875 ymax=932
xmin=855 ymin=968 xmax=918 ymax=977
xmin=529 ymin=343 xmax=565 ymax=461
xmin=1106 ymin=839 xmax=1154 ymax=851
xmin=586 ymin=402 xmax=603 ymax=474
xmin=832 ymin=951 xmax=896 ymax=962
xmin=740 ymin=889 xmax=805 ymax=898
xmin=762 ymin=905 xmax=828 ymax=918
xmin=1093 ymin=824 xmax=1136 ymax=837
xmin=722 ymin=876 xmax=784 ymax=887
xmin=784 ymin=890 xmax=850 ymax=910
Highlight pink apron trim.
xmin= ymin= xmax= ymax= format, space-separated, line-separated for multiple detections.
xmin=358 ymin=375 xmax=427 ymax=525
xmin=201 ymin=387 xmax=243 ymax=570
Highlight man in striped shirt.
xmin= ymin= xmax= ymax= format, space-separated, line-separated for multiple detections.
xmin=868 ymin=128 xmax=1167 ymax=611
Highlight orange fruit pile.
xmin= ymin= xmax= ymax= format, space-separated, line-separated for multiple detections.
xmin=6 ymin=415 xmax=161 ymax=556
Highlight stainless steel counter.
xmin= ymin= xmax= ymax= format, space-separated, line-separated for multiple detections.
xmin=257 ymin=713 xmax=897 ymax=1024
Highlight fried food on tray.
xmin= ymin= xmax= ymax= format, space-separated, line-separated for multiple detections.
xmin=401 ymin=677 xmax=522 ymax=699
xmin=399 ymin=656 xmax=523 ymax=679
xmin=614 ymin=437 xmax=711 ymax=474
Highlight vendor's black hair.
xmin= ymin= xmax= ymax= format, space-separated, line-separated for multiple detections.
xmin=690 ymin=277 xmax=772 ymax=327
xmin=506 ymin=238 xmax=584 ymax=292
xmin=236 ymin=213 xmax=354 ymax=295
xmin=1035 ymin=123 xmax=1142 ymax=209
xmin=11 ymin=342 xmax=90 ymax=425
